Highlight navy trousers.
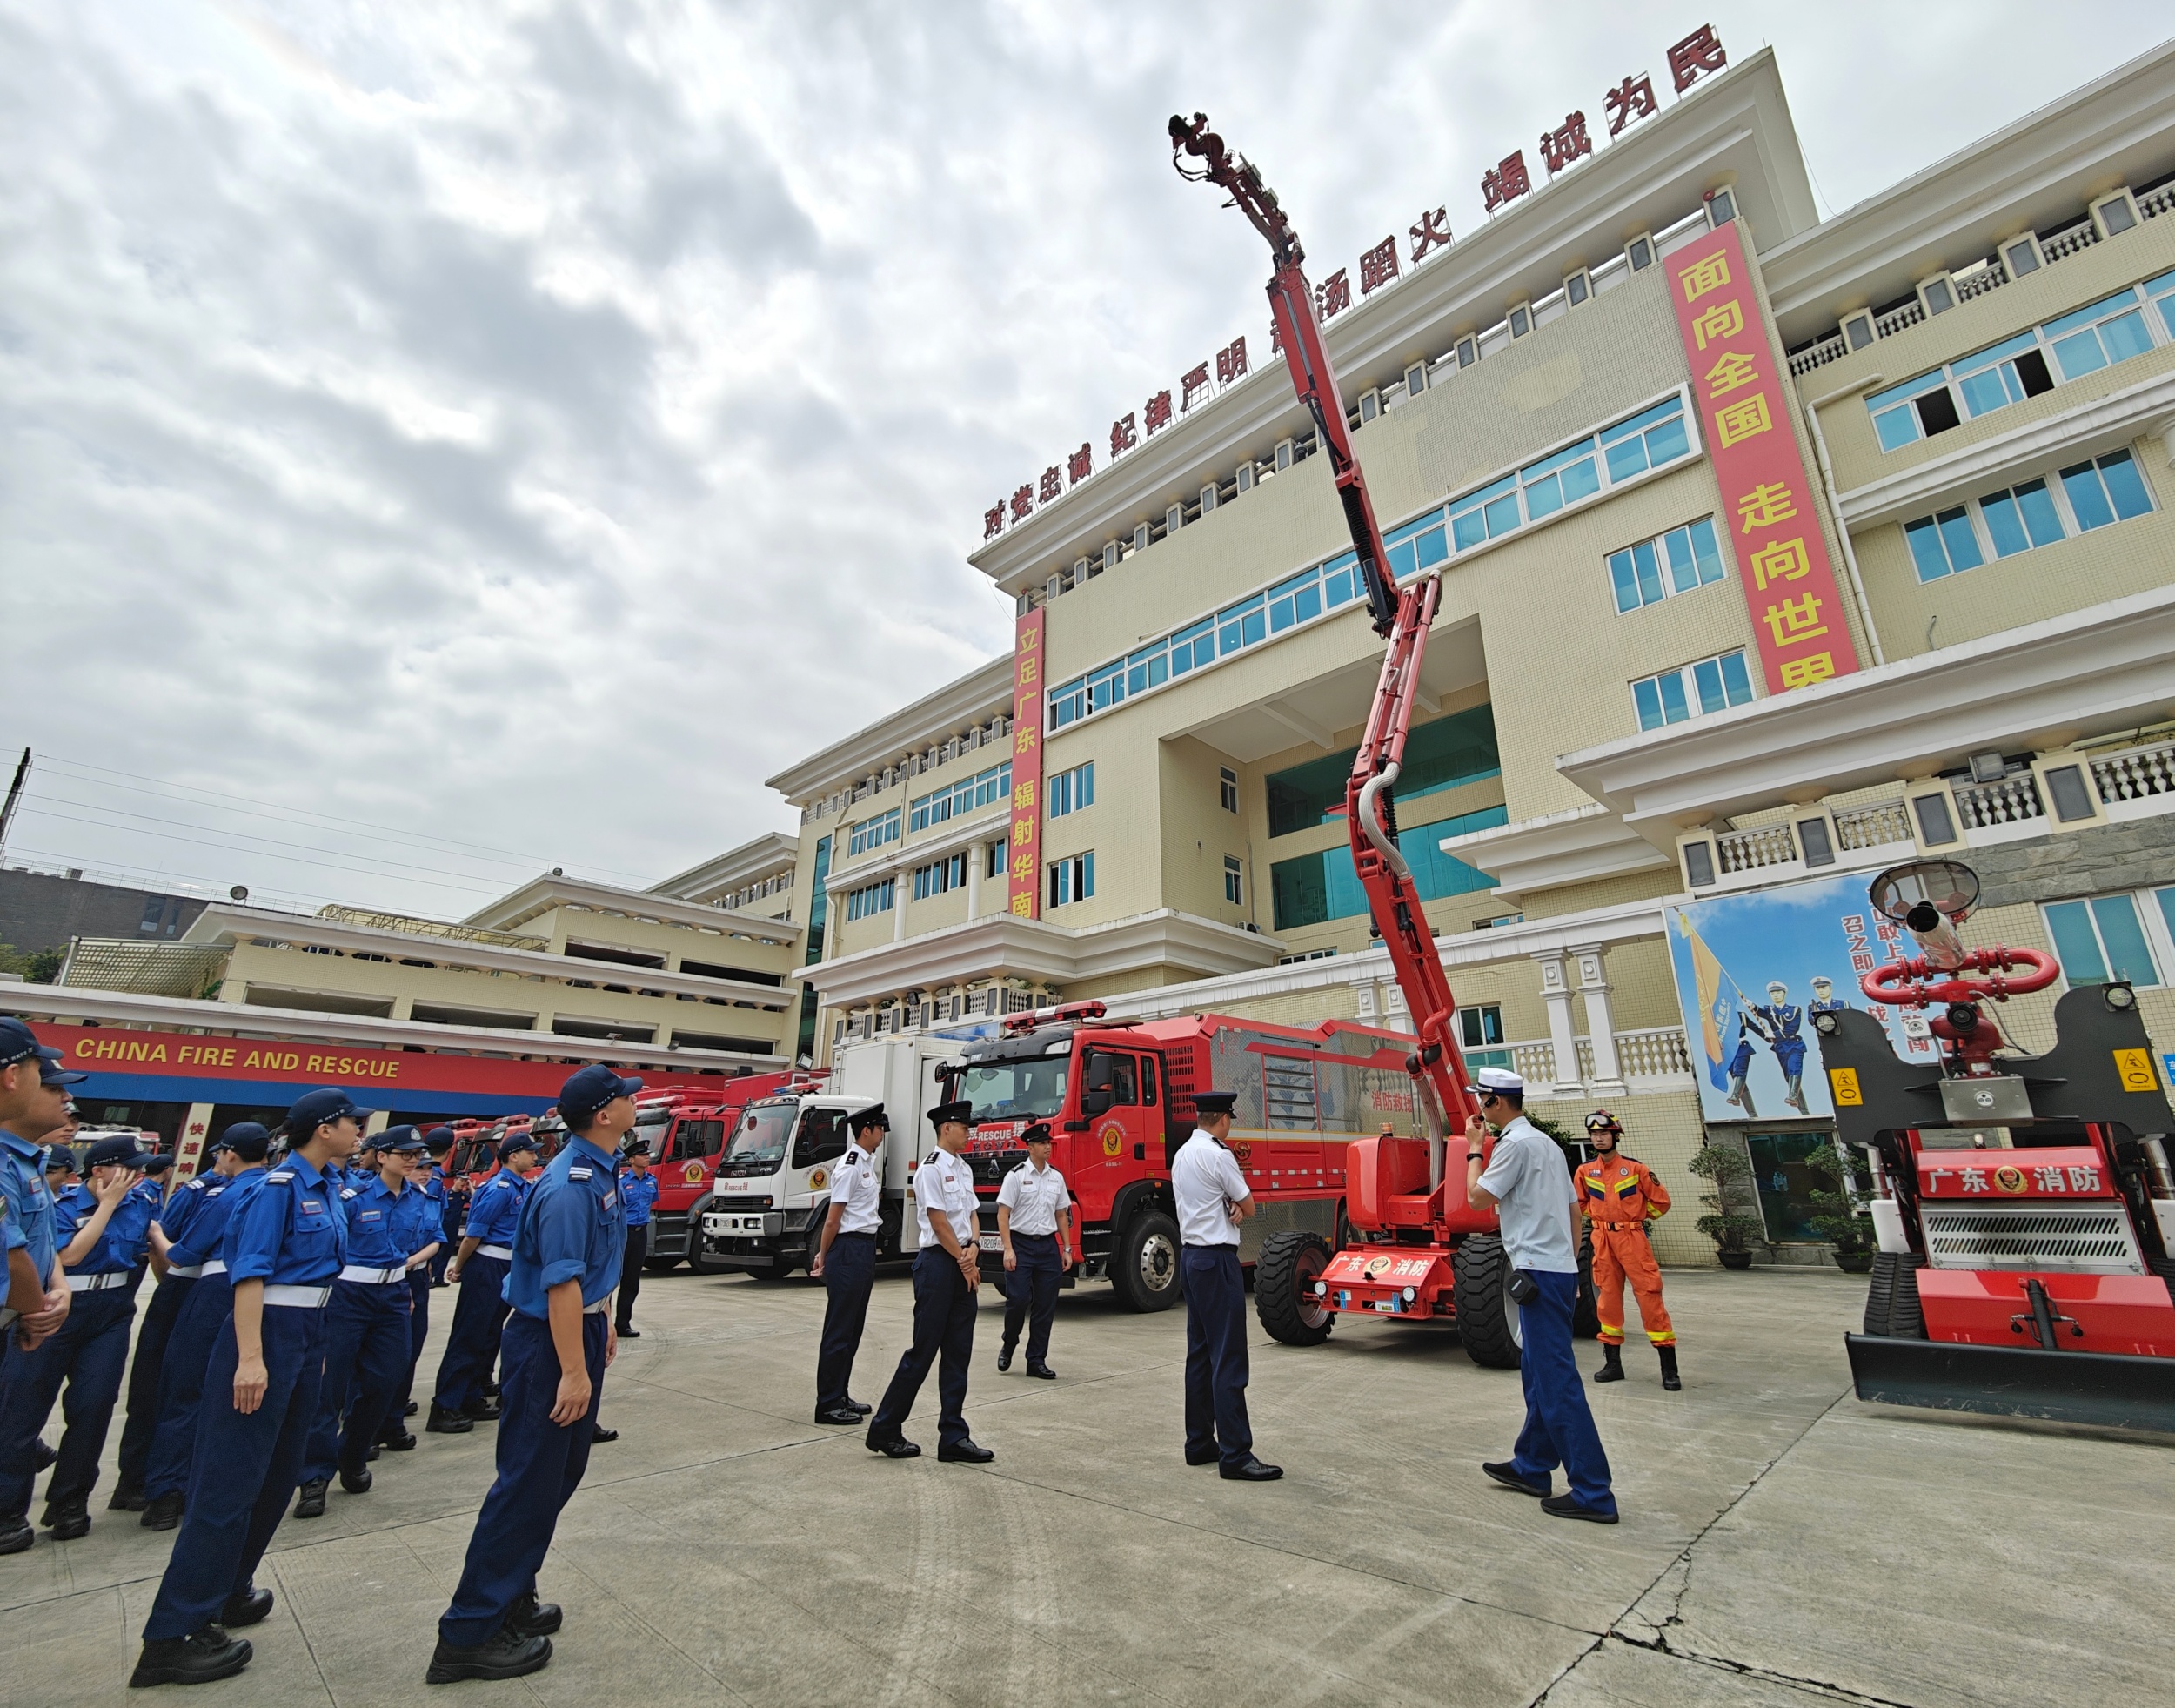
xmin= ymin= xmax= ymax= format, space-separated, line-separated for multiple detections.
xmin=143 ymin=1303 xmax=328 ymax=1641
xmin=813 ymin=1232 xmax=876 ymax=1412
xmin=144 ymin=1274 xmax=234 ymax=1503
xmin=616 ymin=1224 xmax=647 ymax=1330
xmin=432 ymin=1254 xmax=511 ymax=1413
xmin=382 ymin=1268 xmax=431 ymax=1435
xmin=303 ymin=1280 xmax=411 ymax=1484
xmin=116 ymin=1272 xmax=194 ymax=1494
xmin=438 ymin=1310 xmax=606 ymax=1649
xmin=869 ymin=1249 xmax=975 ymax=1450
xmin=1000 ymin=1232 xmax=1061 ymax=1366
xmin=1181 ymin=1246 xmax=1253 ymax=1469
xmin=0 ymin=1286 xmax=136 ymax=1515
xmin=1509 ymin=1269 xmax=1616 ymax=1515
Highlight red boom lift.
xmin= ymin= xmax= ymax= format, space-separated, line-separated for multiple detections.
xmin=1169 ymin=115 xmax=1529 ymax=1356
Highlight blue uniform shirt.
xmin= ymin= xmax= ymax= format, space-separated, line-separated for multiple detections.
xmin=338 ymin=1176 xmax=440 ymax=1269
xmin=464 ymin=1169 xmax=529 ymax=1247
xmin=617 ymin=1169 xmax=659 ymax=1229
xmin=223 ymin=1153 xmax=347 ymax=1286
xmin=166 ymin=1170 xmax=264 ymax=1269
xmin=0 ymin=1130 xmax=60 ymax=1282
xmin=505 ymin=1135 xmax=626 ymax=1319
xmin=156 ymin=1174 xmax=213 ymax=1249
xmin=55 ymin=1181 xmax=158 ymax=1275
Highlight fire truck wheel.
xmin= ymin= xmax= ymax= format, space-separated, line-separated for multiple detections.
xmin=1109 ymin=1212 xmax=1182 ymax=1313
xmin=1861 ymin=1251 xmax=1926 ymax=1339
xmin=1573 ymin=1232 xmax=1600 ymax=1340
xmin=1451 ymin=1236 xmax=1522 ymax=1370
xmin=2154 ymin=1257 xmax=2175 ymax=1310
xmin=1254 ymin=1230 xmax=1334 ymax=1346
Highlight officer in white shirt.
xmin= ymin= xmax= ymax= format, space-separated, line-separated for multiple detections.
xmin=809 ymin=1106 xmax=887 ymax=1426
xmin=1169 ymin=1090 xmax=1280 ymax=1482
xmin=995 ymin=1123 xmax=1070 ymax=1379
xmin=865 ymin=1101 xmax=991 ymax=1464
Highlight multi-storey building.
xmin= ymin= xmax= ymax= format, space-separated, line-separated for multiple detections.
xmin=772 ymin=42 xmax=2175 ymax=1261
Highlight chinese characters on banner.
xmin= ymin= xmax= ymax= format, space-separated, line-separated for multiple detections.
xmin=1663 ymin=219 xmax=1860 ymax=695
xmin=1006 ymin=606 xmax=1047 ymax=921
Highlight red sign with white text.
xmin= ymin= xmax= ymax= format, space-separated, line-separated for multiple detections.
xmin=1007 ymin=607 xmax=1046 ymax=919
xmin=1665 ymin=220 xmax=1860 ymax=695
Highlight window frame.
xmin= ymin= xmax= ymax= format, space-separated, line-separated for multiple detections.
xmin=1901 ymin=448 xmax=2155 ymax=583
xmin=1223 ymin=854 xmax=1244 ymax=906
xmin=1047 ymin=850 xmax=1095 ymax=908
xmin=1047 ymin=760 xmax=1095 ymax=821
xmin=847 ymin=809 xmax=901 ymax=857
xmin=1630 ymin=649 xmax=1756 ymax=732
xmin=1608 ymin=515 xmax=1726 ymax=613
xmin=2042 ymin=891 xmax=2162 ymax=990
xmin=1218 ymin=767 xmax=1239 ymax=814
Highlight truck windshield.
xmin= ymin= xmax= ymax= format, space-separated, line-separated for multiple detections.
xmin=957 ymin=1057 xmax=1069 ymax=1122
xmin=719 ymin=1103 xmax=796 ymax=1176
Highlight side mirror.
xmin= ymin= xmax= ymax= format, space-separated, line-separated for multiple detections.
xmin=1083 ymin=1088 xmax=1114 ymax=1117
xmin=1084 ymin=1052 xmax=1116 ymax=1093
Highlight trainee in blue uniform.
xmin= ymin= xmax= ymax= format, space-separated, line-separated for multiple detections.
xmin=0 ymin=1134 xmax=157 ymax=1542
xmin=613 ymin=1144 xmax=659 ymax=1336
xmin=0 ymin=1022 xmax=76 ymax=1500
xmin=131 ymin=1089 xmax=365 ymax=1690
xmin=426 ymin=1065 xmax=632 ymax=1685
xmin=138 ymin=1126 xmax=272 ymax=1531
xmin=113 ymin=1153 xmax=203 ymax=1509
xmin=428 ymin=1133 xmax=536 ymax=1431
xmin=384 ymin=1126 xmax=457 ymax=1437
xmin=297 ymin=1127 xmax=441 ymax=1515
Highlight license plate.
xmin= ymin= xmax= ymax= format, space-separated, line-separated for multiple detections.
xmin=978 ymin=1234 xmax=1002 ymax=1252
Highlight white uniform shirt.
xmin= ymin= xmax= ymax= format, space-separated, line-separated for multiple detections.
xmin=1475 ymin=1114 xmax=1578 ymax=1276
xmin=830 ymin=1141 xmax=883 ymax=1235
xmin=996 ymin=1160 xmax=1067 ymax=1236
xmin=1171 ymin=1132 xmax=1249 ymax=1249
xmin=912 ymin=1148 xmax=979 ymax=1249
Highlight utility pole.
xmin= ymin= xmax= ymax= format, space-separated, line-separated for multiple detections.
xmin=0 ymin=748 xmax=28 ymax=866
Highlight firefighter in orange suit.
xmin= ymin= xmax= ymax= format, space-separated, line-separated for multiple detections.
xmin=1576 ymin=1111 xmax=1680 ymax=1391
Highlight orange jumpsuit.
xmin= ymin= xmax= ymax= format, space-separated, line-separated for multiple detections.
xmin=1576 ymin=1154 xmax=1675 ymax=1347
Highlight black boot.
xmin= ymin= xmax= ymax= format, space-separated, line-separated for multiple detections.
xmin=0 ymin=1513 xmax=32 ymax=1554
xmin=222 ymin=1584 xmax=274 ymax=1628
xmin=130 ymin=1628 xmax=252 ymax=1688
xmin=1658 ymin=1344 xmax=1682 ymax=1390
xmin=141 ymin=1493 xmax=185 ymax=1531
xmin=42 ymin=1494 xmax=90 ymax=1540
xmin=507 ymin=1588 xmax=563 ymax=1636
xmin=294 ymin=1479 xmax=328 ymax=1519
xmin=109 ymin=1483 xmax=149 ymax=1513
xmin=339 ymin=1466 xmax=372 ymax=1495
xmin=1593 ymin=1343 xmax=1625 ymax=1383
xmin=424 ymin=1627 xmax=552 ymax=1684
xmin=426 ymin=1404 xmax=474 ymax=1435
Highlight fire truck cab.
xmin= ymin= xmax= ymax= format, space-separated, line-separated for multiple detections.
xmin=626 ymin=1074 xmax=809 ymax=1270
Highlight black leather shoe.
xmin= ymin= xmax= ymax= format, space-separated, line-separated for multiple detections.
xmin=1025 ymin=1363 xmax=1056 ymax=1380
xmin=480 ymin=1380 xmax=500 ymax=1399
xmin=405 ymin=1400 xmax=419 ymax=1415
xmin=866 ymin=1435 xmax=921 ymax=1458
xmin=426 ymin=1405 xmax=475 ymax=1435
xmin=996 ymin=1346 xmax=1014 ymax=1371
xmin=814 ymin=1406 xmax=863 ymax=1426
xmin=1482 ymin=1460 xmax=1550 ymax=1498
xmin=44 ymin=1495 xmax=90 ymax=1539
xmin=294 ymin=1479 xmax=328 ymax=1518
xmin=109 ymin=1484 xmax=149 ymax=1513
xmin=845 ymin=1398 xmax=871 ymax=1416
xmin=222 ymin=1585 xmax=274 ymax=1628
xmin=1219 ymin=1456 xmax=1283 ymax=1482
xmin=424 ymin=1627 xmax=552 ymax=1684
xmin=339 ymin=1467 xmax=372 ymax=1495
xmin=590 ymin=1427 xmax=619 ymax=1443
xmin=1184 ymin=1446 xmax=1219 ymax=1467
xmin=0 ymin=1514 xmax=33 ymax=1553
xmin=938 ymin=1438 xmax=994 ymax=1464
xmin=507 ymin=1588 xmax=562 ymax=1637
xmin=380 ymin=1430 xmax=418 ymax=1452
xmin=1541 ymin=1492 xmax=1619 ymax=1524
xmin=365 ymin=1444 xmax=381 ymax=1461
xmin=464 ymin=1397 xmax=502 ymax=1422
xmin=141 ymin=1493 xmax=184 ymax=1531
xmin=130 ymin=1628 xmax=252 ymax=1688
xmin=617 ymin=1326 xmax=640 ymax=1337
xmin=30 ymin=1439 xmax=56 ymax=1472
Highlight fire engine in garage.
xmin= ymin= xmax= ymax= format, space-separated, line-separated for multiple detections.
xmin=624 ymin=1072 xmax=811 ymax=1270
xmin=1825 ymin=859 xmax=2175 ymax=1430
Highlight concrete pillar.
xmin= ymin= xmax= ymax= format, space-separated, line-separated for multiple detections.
xmin=966 ymin=842 xmax=982 ymax=917
xmin=1574 ymin=944 xmax=1627 ymax=1095
xmin=893 ymin=870 xmax=908 ymax=942
xmin=176 ymin=1102 xmax=218 ymax=1178
xmin=1532 ymin=951 xmax=1585 ymax=1095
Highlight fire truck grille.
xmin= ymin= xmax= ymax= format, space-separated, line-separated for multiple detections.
xmin=1919 ymin=1203 xmax=2144 ymax=1273
xmin=713 ymin=1196 xmax=772 ymax=1214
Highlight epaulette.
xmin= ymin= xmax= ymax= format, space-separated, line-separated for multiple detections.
xmin=340 ymin=1187 xmax=358 ymax=1199
xmin=267 ymin=1171 xmax=295 ymax=1182
xmin=569 ymin=1167 xmax=592 ymax=1180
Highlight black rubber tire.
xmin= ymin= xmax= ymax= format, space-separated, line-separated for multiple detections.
xmin=1573 ymin=1231 xmax=1601 ymax=1341
xmin=1108 ymin=1211 xmax=1181 ymax=1312
xmin=2148 ymin=1256 xmax=2175 ymax=1310
xmin=686 ymin=1225 xmax=731 ymax=1276
xmin=1862 ymin=1250 xmax=1926 ymax=1339
xmin=1452 ymin=1234 xmax=1522 ymax=1370
xmin=1254 ymin=1229 xmax=1335 ymax=1346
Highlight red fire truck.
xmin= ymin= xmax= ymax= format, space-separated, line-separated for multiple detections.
xmin=626 ymin=1074 xmax=813 ymax=1269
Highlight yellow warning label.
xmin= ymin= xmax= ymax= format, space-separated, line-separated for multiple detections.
xmin=2112 ymin=1048 xmax=2158 ymax=1093
xmin=1828 ymin=1067 xmax=1863 ymax=1107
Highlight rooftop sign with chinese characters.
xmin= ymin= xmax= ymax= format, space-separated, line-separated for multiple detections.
xmin=1664 ymin=218 xmax=1860 ymax=696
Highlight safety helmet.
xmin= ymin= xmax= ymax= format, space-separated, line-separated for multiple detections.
xmin=1584 ymin=1109 xmax=1623 ymax=1136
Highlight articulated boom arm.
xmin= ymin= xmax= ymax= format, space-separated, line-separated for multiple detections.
xmin=1170 ymin=113 xmax=1480 ymax=1193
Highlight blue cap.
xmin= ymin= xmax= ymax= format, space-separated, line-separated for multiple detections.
xmin=498 ymin=1130 xmax=539 ymax=1162
xmin=378 ymin=1124 xmax=427 ymax=1155
xmin=284 ymin=1088 xmax=373 ymax=1135
xmin=558 ymin=1064 xmax=644 ymax=1129
xmin=85 ymin=1134 xmax=151 ymax=1169
xmin=424 ymin=1125 xmax=457 ymax=1154
xmin=0 ymin=1015 xmax=43 ymax=1068
xmin=142 ymin=1154 xmax=175 ymax=1174
xmin=220 ymin=1122 xmax=271 ymax=1162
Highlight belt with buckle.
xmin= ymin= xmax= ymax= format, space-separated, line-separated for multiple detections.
xmin=166 ymin=1262 xmax=205 ymax=1280
xmin=198 ymin=1259 xmax=227 ymax=1276
xmin=66 ymin=1271 xmax=131 ymax=1293
xmin=477 ymin=1244 xmax=514 ymax=1262
xmin=584 ymin=1299 xmax=609 ymax=1315
xmin=263 ymin=1283 xmax=333 ymax=1309
xmin=338 ymin=1263 xmax=408 ymax=1286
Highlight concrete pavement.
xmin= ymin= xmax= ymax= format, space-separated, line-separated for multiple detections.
xmin=2 ymin=1263 xmax=2168 ymax=1706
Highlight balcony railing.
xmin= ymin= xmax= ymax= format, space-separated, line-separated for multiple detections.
xmin=2142 ymin=181 xmax=2175 ymax=221
xmin=2040 ymin=221 xmax=2099 ymax=262
xmin=2091 ymin=738 xmax=2175 ymax=805
xmin=1832 ymin=799 xmax=1914 ymax=851
xmin=1951 ymin=772 xmax=2044 ymax=829
xmin=1717 ymin=822 xmax=1798 ymax=874
xmin=1953 ymin=264 xmax=2006 ymax=304
xmin=1504 ymin=1028 xmax=1695 ymax=1093
xmin=1788 ymin=332 xmax=1849 ymax=376
xmin=1874 ymin=299 xmax=1927 ymax=338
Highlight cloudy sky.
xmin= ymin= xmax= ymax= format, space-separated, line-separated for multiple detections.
xmin=2 ymin=2 xmax=2164 ymax=921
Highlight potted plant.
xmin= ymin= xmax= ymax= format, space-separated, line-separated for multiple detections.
xmin=1804 ymin=1140 xmax=1877 ymax=1274
xmin=1689 ymin=1141 xmax=1767 ymax=1269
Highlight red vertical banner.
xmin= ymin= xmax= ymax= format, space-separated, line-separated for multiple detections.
xmin=1666 ymin=220 xmax=1861 ymax=695
xmin=1007 ymin=607 xmax=1046 ymax=920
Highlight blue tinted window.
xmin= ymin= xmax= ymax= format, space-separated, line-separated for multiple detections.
xmin=1934 ymin=507 xmax=1983 ymax=573
xmin=1169 ymin=620 xmax=1213 ymax=675
xmin=2091 ymin=895 xmax=2158 ymax=986
xmin=2049 ymin=328 xmax=2108 ymax=381
xmin=1691 ymin=657 xmax=1727 ymax=714
xmin=1267 ymin=569 xmax=1322 ymax=633
xmin=1631 ymin=539 xmax=1663 ymax=606
xmin=1322 ymin=553 xmax=1356 ymax=606
xmin=1633 ymin=678 xmax=1665 ymax=730
xmin=1088 ymin=662 xmax=1125 ymax=713
xmin=1604 ymin=433 xmax=1651 ymax=482
xmin=1980 ymin=491 xmax=2031 ymax=558
xmin=1904 ymin=518 xmax=1951 ymax=581
xmin=2014 ymin=479 xmax=2065 ymax=546
xmin=1049 ymin=680 xmax=1086 ymax=726
xmin=1217 ymin=596 xmax=1265 ymax=654
xmin=1450 ymin=475 xmax=1516 ymax=549
xmin=1609 ymin=550 xmax=1641 ymax=613
xmin=1717 ymin=651 xmax=1753 ymax=706
xmin=1872 ymin=405 xmax=1921 ymax=452
xmin=1384 ymin=514 xmax=1448 ymax=579
xmin=1689 ymin=516 xmax=1724 ymax=584
xmin=2042 ymin=289 xmax=2139 ymax=341
xmin=2101 ymin=309 xmax=2152 ymax=363
xmin=1644 ymin=412 xmax=1690 ymax=467
xmin=2045 ymin=901 xmax=2107 ymax=984
xmin=1656 ymin=672 xmax=1690 ymax=724
xmin=1482 ymin=488 xmax=1520 ymax=537
xmin=1412 ymin=525 xmax=1449 ymax=569
xmin=1127 ymin=644 xmax=1168 ymax=696
xmin=2061 ymin=461 xmax=2117 ymax=530
xmin=2098 ymin=451 xmax=2152 ymax=520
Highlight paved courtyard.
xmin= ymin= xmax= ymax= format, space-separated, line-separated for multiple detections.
xmin=3 ymin=1263 xmax=2169 ymax=1707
